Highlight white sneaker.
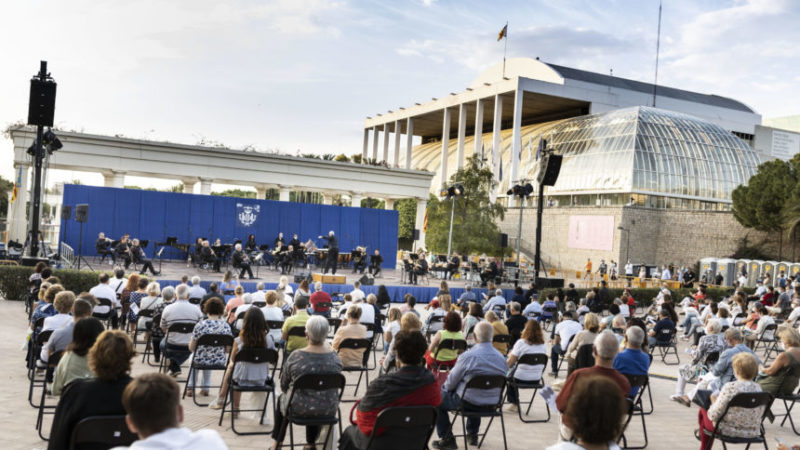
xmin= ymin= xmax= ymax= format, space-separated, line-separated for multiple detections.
xmin=504 ymin=404 xmax=519 ymax=412
xmin=208 ymin=398 xmax=224 ymax=410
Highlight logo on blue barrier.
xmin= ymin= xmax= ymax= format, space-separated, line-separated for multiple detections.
xmin=236 ymin=203 xmax=260 ymax=227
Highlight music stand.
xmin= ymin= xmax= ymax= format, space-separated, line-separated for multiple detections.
xmin=75 ymin=218 xmax=94 ymax=271
xmin=156 ymin=246 xmax=165 ymax=272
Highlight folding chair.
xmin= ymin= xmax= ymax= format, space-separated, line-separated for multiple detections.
xmin=283 ymin=326 xmax=309 ymax=364
xmin=92 ymin=297 xmax=116 ymax=329
xmin=159 ymin=322 xmax=197 ymax=378
xmin=772 ymin=364 xmax=800 ymax=435
xmin=753 ymin=323 xmax=779 ymax=363
xmin=183 ymin=334 xmax=235 ymax=406
xmin=650 ymin=328 xmax=680 ymax=365
xmin=364 ymin=323 xmax=380 ymax=370
xmin=362 ymin=405 xmax=438 ymax=450
xmin=140 ymin=312 xmax=162 ymax=367
xmin=432 ymin=339 xmax=468 ymax=376
xmin=506 ymin=353 xmax=550 ymax=423
xmin=327 ymin=318 xmax=342 ymax=339
xmin=315 ymin=301 xmax=332 ymax=315
xmin=541 ymin=306 xmax=558 ymax=331
xmin=568 ymin=344 xmax=594 ymax=376
xmin=276 ymin=373 xmax=346 ymax=450
xmin=35 ymin=350 xmax=63 ymax=440
xmin=447 ymin=375 xmax=508 ymax=450
xmin=132 ymin=309 xmax=154 ymax=348
xmin=700 ymin=392 xmax=772 ymax=450
xmin=68 ymin=415 xmax=138 ymax=449
xmin=218 ymin=347 xmax=279 ymax=435
xmin=555 ymin=335 xmax=576 ymax=376
xmin=619 ymin=374 xmax=649 ymax=450
xmin=189 ymin=297 xmax=202 ymax=305
xmin=28 ymin=329 xmax=54 ymax=408
xmin=426 ymin=315 xmax=444 ymax=342
xmin=492 ymin=334 xmax=512 ymax=356
xmin=336 ymin=338 xmax=372 ymax=402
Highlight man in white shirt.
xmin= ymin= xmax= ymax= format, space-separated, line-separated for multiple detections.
xmin=661 ymin=265 xmax=672 ymax=281
xmin=353 ymin=297 xmax=375 ymax=339
xmin=250 ymin=282 xmax=267 ymax=305
xmin=349 ymin=280 xmax=366 ymax=302
xmin=624 ymin=260 xmax=634 ymax=277
xmin=90 ymin=273 xmax=122 ymax=328
xmin=738 ymin=273 xmax=748 ymax=288
xmin=483 ymin=289 xmax=507 ymax=316
xmin=522 ymin=299 xmax=542 ymax=319
xmin=188 ymin=276 xmax=206 ymax=300
xmin=118 ymin=373 xmax=228 ymax=450
xmin=549 ymin=311 xmax=583 ymax=377
xmin=108 ymin=269 xmax=127 ymax=299
xmin=159 ymin=284 xmax=202 ymax=377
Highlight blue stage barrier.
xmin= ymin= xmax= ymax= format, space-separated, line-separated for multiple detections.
xmin=60 ymin=184 xmax=398 ymax=268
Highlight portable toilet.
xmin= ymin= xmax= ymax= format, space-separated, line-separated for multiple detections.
xmin=761 ymin=261 xmax=778 ymax=286
xmin=736 ymin=259 xmax=751 ymax=286
xmin=699 ymin=258 xmax=717 ymax=284
xmin=790 ymin=263 xmax=800 ymax=281
xmin=748 ymin=260 xmax=763 ymax=287
xmin=716 ymin=258 xmax=736 ymax=286
xmin=776 ymin=262 xmax=791 ymax=282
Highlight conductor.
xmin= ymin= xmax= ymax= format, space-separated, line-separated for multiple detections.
xmin=318 ymin=230 xmax=339 ymax=275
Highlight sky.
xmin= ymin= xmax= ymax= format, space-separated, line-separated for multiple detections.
xmin=1 ymin=0 xmax=799 ymax=188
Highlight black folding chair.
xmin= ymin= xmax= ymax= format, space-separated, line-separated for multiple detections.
xmin=447 ymin=375 xmax=508 ymax=450
xmin=361 ymin=405 xmax=438 ymax=450
xmin=336 ymin=338 xmax=372 ymax=402
xmin=189 ymin=297 xmax=202 ymax=305
xmin=132 ymin=309 xmax=154 ymax=348
xmin=315 ymin=301 xmax=332 ymax=315
xmin=159 ymin=322 xmax=197 ymax=378
xmin=506 ymin=353 xmax=550 ymax=423
xmin=772 ymin=364 xmax=800 ymax=435
xmin=35 ymin=350 xmax=63 ymax=440
xmin=140 ymin=312 xmax=162 ymax=367
xmin=92 ymin=297 xmax=116 ymax=329
xmin=276 ymin=373 xmax=346 ymax=450
xmin=364 ymin=323 xmax=380 ymax=370
xmin=542 ymin=306 xmax=558 ymax=331
xmin=753 ymin=323 xmax=779 ymax=363
xmin=68 ymin=415 xmax=138 ymax=449
xmin=28 ymin=329 xmax=54 ymax=408
xmin=218 ymin=347 xmax=279 ymax=435
xmin=426 ymin=315 xmax=444 ymax=342
xmin=555 ymin=334 xmax=576 ymax=375
xmin=650 ymin=328 xmax=680 ymax=365
xmin=619 ymin=374 xmax=649 ymax=450
xmin=327 ymin=318 xmax=342 ymax=339
xmin=283 ymin=326 xmax=308 ymax=363
xmin=700 ymin=392 xmax=772 ymax=450
xmin=183 ymin=333 xmax=234 ymax=406
xmin=432 ymin=339 xmax=468 ymax=376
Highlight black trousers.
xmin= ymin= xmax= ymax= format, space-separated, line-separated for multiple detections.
xmin=353 ymin=260 xmax=366 ymax=273
xmin=98 ymin=249 xmax=115 ymax=263
xmin=324 ymin=249 xmax=338 ymax=274
xmin=237 ymin=262 xmax=254 ymax=278
xmin=204 ymin=256 xmax=220 ymax=271
xmin=138 ymin=259 xmax=157 ymax=275
xmin=369 ymin=264 xmax=381 ymax=276
xmin=272 ymin=394 xmax=322 ymax=444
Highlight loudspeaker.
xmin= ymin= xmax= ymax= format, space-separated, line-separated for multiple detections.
xmin=60 ymin=205 xmax=71 ymax=220
xmin=75 ymin=204 xmax=89 ymax=223
xmin=413 ymin=229 xmax=420 ymax=240
xmin=359 ymin=274 xmax=375 ymax=286
xmin=498 ymin=233 xmax=508 ymax=248
xmin=537 ymin=154 xmax=562 ymax=186
xmin=535 ymin=277 xmax=565 ymax=289
xmin=27 ymin=79 xmax=57 ymax=127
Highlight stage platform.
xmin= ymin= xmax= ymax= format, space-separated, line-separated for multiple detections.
xmin=77 ymin=259 xmax=518 ymax=303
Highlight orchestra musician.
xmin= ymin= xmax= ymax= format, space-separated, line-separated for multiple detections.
xmin=244 ymin=234 xmax=258 ymax=253
xmin=409 ymin=249 xmax=429 ymax=285
xmin=288 ymin=233 xmax=301 ymax=251
xmin=129 ymin=238 xmax=159 ymax=276
xmin=274 ymin=232 xmax=285 ymax=249
xmin=352 ymin=246 xmax=367 ymax=274
xmin=368 ymin=249 xmax=383 ymax=277
xmin=280 ymin=244 xmax=295 ymax=274
xmin=231 ymin=243 xmax=255 ymax=279
xmin=201 ymin=240 xmax=221 ymax=272
xmin=115 ymin=234 xmax=132 ymax=267
xmin=480 ymin=257 xmax=498 ymax=287
xmin=95 ymin=232 xmax=115 ymax=264
xmin=190 ymin=237 xmax=204 ymax=266
xmin=447 ymin=252 xmax=461 ymax=280
xmin=318 ymin=230 xmax=339 ymax=275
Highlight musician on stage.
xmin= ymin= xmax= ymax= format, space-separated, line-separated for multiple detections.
xmin=274 ymin=232 xmax=285 ymax=249
xmin=447 ymin=252 xmax=461 ymax=280
xmin=129 ymin=238 xmax=159 ymax=276
xmin=409 ymin=249 xmax=428 ymax=285
xmin=318 ymin=230 xmax=339 ymax=275
xmin=288 ymin=233 xmax=301 ymax=250
xmin=480 ymin=257 xmax=498 ymax=287
xmin=191 ymin=237 xmax=204 ymax=266
xmin=96 ymin=232 xmax=115 ymax=264
xmin=368 ymin=249 xmax=383 ymax=277
xmin=290 ymin=235 xmax=307 ymax=267
xmin=115 ymin=234 xmax=132 ymax=267
xmin=201 ymin=240 xmax=221 ymax=272
xmin=244 ymin=234 xmax=258 ymax=253
xmin=352 ymin=246 xmax=367 ymax=274
xmin=280 ymin=244 xmax=296 ymax=274
xmin=231 ymin=243 xmax=255 ymax=279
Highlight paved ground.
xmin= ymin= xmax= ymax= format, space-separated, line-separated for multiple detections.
xmin=3 ymin=298 xmax=799 ymax=450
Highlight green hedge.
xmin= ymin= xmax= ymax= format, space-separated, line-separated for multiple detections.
xmin=0 ymin=266 xmax=109 ymax=301
xmin=539 ymin=286 xmax=756 ymax=307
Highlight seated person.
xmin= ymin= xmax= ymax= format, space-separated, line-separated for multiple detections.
xmin=446 ymin=253 xmax=460 ymax=280
xmin=95 ymin=232 xmax=115 ymax=264
xmin=757 ymin=326 xmax=800 ymax=396
xmin=187 ymin=298 xmax=232 ymax=398
xmin=332 ymin=305 xmax=368 ymax=368
xmin=231 ymin=243 xmax=254 ymax=279
xmin=425 ymin=311 xmax=464 ymax=370
xmin=410 ymin=256 xmax=428 ymax=285
xmin=382 ymin=312 xmax=422 ymax=373
xmin=129 ymin=238 xmax=159 ymax=276
xmin=115 ymin=235 xmax=132 ymax=267
xmin=159 ymin=285 xmax=203 ymax=377
xmin=480 ymin=259 xmax=498 ymax=287
xmin=670 ymin=320 xmax=726 ymax=406
xmin=48 ymin=330 xmax=136 ymax=448
xmin=486 ymin=311 xmax=510 ymax=356
xmin=368 ymin=249 xmax=383 ymax=276
xmin=352 ymin=248 xmax=367 ymax=274
xmin=549 ymin=311 xmax=582 ymax=378
xmin=51 ymin=317 xmax=105 ymax=396
xmin=200 ymin=240 xmax=221 ymax=272
xmin=505 ymin=319 xmax=547 ymax=411
xmin=42 ymin=298 xmax=95 ymax=363
xmin=119 ymin=373 xmax=227 ymax=449
xmin=612 ymin=325 xmax=651 ymax=397
xmin=565 ymin=312 xmax=600 ymax=373
xmin=648 ymin=309 xmax=675 ymax=347
xmin=340 ymin=330 xmax=441 ymax=450
xmin=280 ymin=245 xmax=296 ymax=275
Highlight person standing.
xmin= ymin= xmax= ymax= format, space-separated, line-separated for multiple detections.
xmin=624 ymin=259 xmax=634 ymax=278
xmin=319 ymin=230 xmax=339 ymax=275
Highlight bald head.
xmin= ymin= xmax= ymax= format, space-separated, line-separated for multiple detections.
xmin=474 ymin=321 xmax=494 ymax=344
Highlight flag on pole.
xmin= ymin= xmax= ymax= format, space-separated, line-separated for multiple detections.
xmin=10 ymin=166 xmax=21 ymax=204
xmin=423 ymin=206 xmax=428 ymax=232
xmin=497 ymin=24 xmax=508 ymax=41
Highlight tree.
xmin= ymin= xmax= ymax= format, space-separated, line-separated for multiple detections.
xmin=396 ymin=198 xmax=417 ymax=240
xmin=0 ymin=175 xmax=13 ymax=218
xmin=212 ymin=189 xmax=255 ymax=199
xmin=424 ymin=155 xmax=506 ymax=256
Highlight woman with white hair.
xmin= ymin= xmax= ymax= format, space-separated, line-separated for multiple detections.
xmin=270 ymin=315 xmax=343 ymax=450
xmin=146 ymin=285 xmax=174 ymax=364
xmin=670 ymin=319 xmax=727 ymax=406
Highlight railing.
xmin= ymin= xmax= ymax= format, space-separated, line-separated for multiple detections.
xmin=59 ymin=241 xmax=75 ymax=269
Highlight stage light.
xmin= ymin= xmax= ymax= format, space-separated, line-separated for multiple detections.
xmin=43 ymin=128 xmax=62 ymax=154
xmin=440 ymin=188 xmax=449 ymax=198
xmin=27 ymin=142 xmax=37 ymax=156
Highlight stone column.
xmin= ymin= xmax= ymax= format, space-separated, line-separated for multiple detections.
xmin=473 ymin=98 xmax=484 ymax=157
xmin=393 ymin=121 xmax=402 ymax=167
xmin=510 ymin=87 xmax=523 ymax=184
xmin=362 ymin=128 xmax=369 ymax=162
xmin=104 ymin=170 xmax=126 ymax=188
xmin=279 ymin=186 xmax=291 ymax=202
xmin=415 ymin=198 xmax=428 ymax=249
xmin=350 ymin=192 xmax=364 ymax=208
xmin=321 ymin=193 xmax=333 ymax=205
xmin=199 ymin=178 xmax=213 ymax=196
xmin=492 ymin=94 xmax=503 ymax=176
xmin=405 ymin=117 xmax=414 ymax=169
xmin=255 ymin=185 xmax=267 ymax=200
xmin=440 ymin=108 xmax=452 ymax=187
xmin=181 ymin=178 xmax=197 ymax=194
xmin=382 ymin=125 xmax=390 ymax=163
xmin=371 ymin=126 xmax=379 ymax=161
xmin=384 ymin=198 xmax=395 ymax=210
xmin=456 ymin=103 xmax=467 ymax=170
xmin=7 ymin=164 xmax=30 ymax=243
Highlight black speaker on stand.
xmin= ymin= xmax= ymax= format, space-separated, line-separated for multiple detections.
xmin=74 ymin=204 xmax=93 ymax=271
xmin=59 ymin=205 xmax=71 ymax=259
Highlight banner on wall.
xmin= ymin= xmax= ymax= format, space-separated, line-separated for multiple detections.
xmin=567 ymin=215 xmax=615 ymax=251
xmin=236 ymin=203 xmax=260 ymax=227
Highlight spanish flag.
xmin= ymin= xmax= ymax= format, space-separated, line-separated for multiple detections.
xmin=497 ymin=24 xmax=507 ymax=41
xmin=423 ymin=206 xmax=428 ymax=232
xmin=10 ymin=166 xmax=21 ymax=204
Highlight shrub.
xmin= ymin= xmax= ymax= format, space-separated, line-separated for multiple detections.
xmin=0 ymin=266 xmax=110 ymax=301
xmin=539 ymin=286 xmax=755 ymax=307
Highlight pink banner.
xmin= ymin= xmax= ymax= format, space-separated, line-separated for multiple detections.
xmin=567 ymin=215 xmax=615 ymax=251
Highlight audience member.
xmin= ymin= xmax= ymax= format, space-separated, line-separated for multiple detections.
xmin=310 ymin=281 xmax=332 ymax=317
xmin=670 ymin=320 xmax=726 ymax=406
xmin=159 ymin=284 xmax=203 ymax=377
xmin=187 ymin=298 xmax=232 ymax=397
xmin=566 ymin=312 xmax=600 ymax=373
xmin=42 ymin=290 xmax=75 ymax=332
xmin=51 ymin=317 xmax=105 ymax=396
xmin=282 ymin=296 xmax=311 ymax=354
xmin=505 ymin=319 xmax=547 ymax=412
xmin=613 ymin=325 xmax=651 ymax=396
xmin=332 ymin=305 xmax=368 ymax=368
xmin=505 ymin=302 xmax=527 ymax=345
xmin=42 ymin=298 xmax=94 ymax=362
xmin=426 ymin=311 xmax=465 ymax=370
xmin=549 ymin=311 xmax=582 ymax=378
xmin=486 ymin=311 xmax=510 ymax=355
xmin=90 ymin=273 xmax=122 ymax=329
xmin=757 ymin=326 xmax=800 ymax=395
xmin=382 ymin=312 xmax=422 ymax=372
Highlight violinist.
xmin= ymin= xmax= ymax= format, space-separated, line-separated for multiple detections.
xmin=352 ymin=246 xmax=367 ymax=274
xmin=201 ymin=240 xmax=221 ymax=272
xmin=368 ymin=249 xmax=383 ymax=277
xmin=96 ymin=232 xmax=115 ymax=264
xmin=115 ymin=234 xmax=132 ymax=267
xmin=130 ymin=238 xmax=159 ymax=276
xmin=231 ymin=243 xmax=255 ymax=279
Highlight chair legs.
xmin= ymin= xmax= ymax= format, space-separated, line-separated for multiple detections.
xmin=182 ymin=365 xmax=226 ymax=407
xmin=510 ymin=386 xmax=550 ymax=424
xmin=218 ymin=385 xmax=275 ymax=436
xmin=341 ymin=369 xmax=369 ymax=403
xmin=449 ymin=411 xmax=507 ymax=450
xmin=778 ymin=397 xmax=800 ymax=435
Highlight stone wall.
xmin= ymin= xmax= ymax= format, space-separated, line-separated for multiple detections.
xmin=498 ymin=205 xmax=782 ymax=273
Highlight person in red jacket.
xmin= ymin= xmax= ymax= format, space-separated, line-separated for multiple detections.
xmin=339 ymin=330 xmax=441 ymax=450
xmin=309 ymin=281 xmax=332 ymax=317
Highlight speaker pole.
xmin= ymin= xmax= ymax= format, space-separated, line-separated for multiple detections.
xmin=60 ymin=214 xmax=67 ymax=259
xmin=515 ymin=195 xmax=523 ymax=287
xmin=28 ymin=61 xmax=49 ymax=259
xmin=77 ymin=220 xmax=83 ymax=270
xmin=534 ymin=179 xmax=544 ymax=288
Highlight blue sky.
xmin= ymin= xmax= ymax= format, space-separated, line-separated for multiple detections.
xmin=1 ymin=0 xmax=798 ymax=185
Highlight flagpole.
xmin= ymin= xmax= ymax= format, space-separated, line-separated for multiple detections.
xmin=502 ymin=21 xmax=508 ymax=78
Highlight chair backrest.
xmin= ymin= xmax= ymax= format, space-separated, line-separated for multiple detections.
xmin=253 ymin=301 xmax=266 ymax=308
xmin=69 ymin=415 xmax=138 ymax=449
xmin=760 ymin=323 xmax=778 ymax=338
xmin=574 ymin=344 xmax=595 ymax=370
xmin=189 ymin=297 xmax=201 ymax=305
xmin=286 ymin=373 xmax=347 ymax=415
xmin=714 ymin=392 xmax=772 ymax=432
xmin=236 ymin=310 xmax=248 ymax=321
xmin=461 ymin=375 xmax=506 ymax=407
xmin=513 ymin=353 xmax=548 ymax=378
xmin=283 ymin=309 xmax=292 ymax=318
xmin=543 ymin=305 xmax=557 ymax=315
xmin=196 ymin=333 xmax=234 ymax=348
xmin=704 ymin=351 xmax=720 ymax=366
xmin=777 ymin=364 xmax=800 ymax=396
xmin=288 ymin=325 xmax=307 ymax=337
xmin=34 ymin=316 xmax=45 ymax=329
xmin=316 ymin=301 xmax=332 ymax=310
xmin=166 ymin=322 xmax=196 ymax=334
xmin=429 ymin=315 xmax=444 ymax=324
xmin=434 ymin=339 xmax=468 ymax=360
xmin=266 ymin=320 xmax=285 ymax=331
xmin=365 ymin=405 xmax=438 ymax=450
xmin=37 ymin=329 xmax=54 ymax=345
xmin=235 ymin=347 xmax=279 ymax=366
xmin=493 ymin=334 xmax=512 ymax=344
xmin=337 ymin=338 xmax=372 ymax=366
xmin=96 ymin=297 xmax=113 ymax=307
xmin=137 ymin=309 xmax=154 ymax=318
